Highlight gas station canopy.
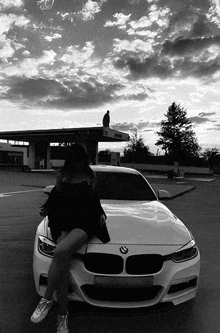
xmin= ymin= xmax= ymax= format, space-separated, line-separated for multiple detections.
xmin=0 ymin=127 xmax=129 ymax=169
xmin=0 ymin=126 xmax=129 ymax=143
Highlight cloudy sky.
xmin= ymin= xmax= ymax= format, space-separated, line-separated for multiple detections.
xmin=1 ymin=0 xmax=220 ymax=154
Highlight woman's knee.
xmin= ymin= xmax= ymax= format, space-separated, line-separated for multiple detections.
xmin=68 ymin=229 xmax=88 ymax=250
xmin=53 ymin=245 xmax=71 ymax=263
xmin=53 ymin=229 xmax=88 ymax=261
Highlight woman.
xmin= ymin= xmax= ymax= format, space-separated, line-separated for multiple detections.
xmin=31 ymin=144 xmax=110 ymax=333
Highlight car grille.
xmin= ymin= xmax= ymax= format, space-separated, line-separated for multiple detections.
xmin=81 ymin=285 xmax=163 ymax=302
xmin=126 ymin=254 xmax=164 ymax=275
xmin=84 ymin=253 xmax=124 ymax=274
xmin=84 ymin=253 xmax=164 ymax=275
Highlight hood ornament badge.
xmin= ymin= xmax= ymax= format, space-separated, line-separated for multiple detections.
xmin=120 ymin=246 xmax=128 ymax=254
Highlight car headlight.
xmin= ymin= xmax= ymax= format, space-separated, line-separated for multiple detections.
xmin=38 ymin=235 xmax=56 ymax=257
xmin=168 ymin=240 xmax=198 ymax=262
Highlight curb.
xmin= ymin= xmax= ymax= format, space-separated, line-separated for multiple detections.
xmin=152 ymin=183 xmax=196 ymax=200
xmin=169 ymin=186 xmax=196 ymax=200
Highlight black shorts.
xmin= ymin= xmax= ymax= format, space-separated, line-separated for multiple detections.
xmin=48 ymin=213 xmax=96 ymax=243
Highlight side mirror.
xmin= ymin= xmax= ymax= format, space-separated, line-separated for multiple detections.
xmin=44 ymin=185 xmax=55 ymax=195
xmin=158 ymin=190 xmax=170 ymax=200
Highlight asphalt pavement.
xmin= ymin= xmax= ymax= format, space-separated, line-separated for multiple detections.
xmin=0 ymin=170 xmax=220 ymax=333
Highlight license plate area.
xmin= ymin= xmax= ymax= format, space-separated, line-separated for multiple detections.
xmin=94 ymin=276 xmax=154 ymax=288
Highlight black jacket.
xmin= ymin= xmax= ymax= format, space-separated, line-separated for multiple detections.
xmin=42 ymin=183 xmax=110 ymax=244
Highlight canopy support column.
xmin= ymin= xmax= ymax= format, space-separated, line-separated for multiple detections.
xmin=28 ymin=141 xmax=36 ymax=169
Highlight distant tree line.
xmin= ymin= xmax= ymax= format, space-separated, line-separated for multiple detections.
xmin=122 ymin=129 xmax=153 ymax=163
xmin=98 ymin=102 xmax=219 ymax=167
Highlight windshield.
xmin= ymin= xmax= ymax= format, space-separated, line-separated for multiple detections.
xmin=94 ymin=172 xmax=157 ymax=201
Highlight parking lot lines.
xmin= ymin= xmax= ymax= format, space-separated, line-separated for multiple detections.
xmin=0 ymin=188 xmax=44 ymax=197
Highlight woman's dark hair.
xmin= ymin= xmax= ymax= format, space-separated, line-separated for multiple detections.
xmin=59 ymin=144 xmax=95 ymax=190
xmin=64 ymin=144 xmax=90 ymax=167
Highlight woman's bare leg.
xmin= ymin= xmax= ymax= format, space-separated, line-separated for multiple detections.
xmin=44 ymin=229 xmax=88 ymax=308
xmin=56 ymin=269 xmax=70 ymax=315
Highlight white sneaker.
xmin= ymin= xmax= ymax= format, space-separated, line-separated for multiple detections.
xmin=57 ymin=313 xmax=69 ymax=333
xmin=31 ymin=297 xmax=53 ymax=323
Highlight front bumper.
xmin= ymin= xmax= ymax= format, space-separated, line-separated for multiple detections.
xmin=33 ymin=238 xmax=200 ymax=309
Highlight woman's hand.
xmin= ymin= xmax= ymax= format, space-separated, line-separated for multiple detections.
xmin=99 ymin=214 xmax=106 ymax=227
xmin=56 ymin=231 xmax=69 ymax=244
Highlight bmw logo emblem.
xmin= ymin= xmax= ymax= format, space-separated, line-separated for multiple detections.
xmin=120 ymin=246 xmax=128 ymax=254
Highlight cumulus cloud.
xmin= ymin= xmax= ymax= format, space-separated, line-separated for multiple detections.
xmin=44 ymin=33 xmax=62 ymax=42
xmin=114 ymin=54 xmax=173 ymax=80
xmin=126 ymin=4 xmax=170 ymax=40
xmin=198 ymin=112 xmax=216 ymax=117
xmin=209 ymin=123 xmax=220 ymax=131
xmin=134 ymin=4 xmax=170 ymax=28
xmin=162 ymin=36 xmax=220 ymax=58
xmin=22 ymin=50 xmax=30 ymax=57
xmin=0 ymin=14 xmax=30 ymax=62
xmin=112 ymin=120 xmax=160 ymax=132
xmin=105 ymin=4 xmax=170 ymax=38
xmin=0 ymin=14 xmax=29 ymax=36
xmin=2 ymin=75 xmax=121 ymax=109
xmin=0 ymin=0 xmax=23 ymax=10
xmin=113 ymin=38 xmax=153 ymax=55
xmin=60 ymin=41 xmax=95 ymax=65
xmin=1 ymin=0 xmax=220 ymax=141
xmin=189 ymin=112 xmax=216 ymax=125
xmin=37 ymin=0 xmax=54 ymax=11
xmin=2 ymin=72 xmax=150 ymax=110
xmin=208 ymin=0 xmax=220 ymax=27
xmin=40 ymin=79 xmax=123 ymax=109
xmin=0 ymin=35 xmax=14 ymax=59
xmin=112 ymin=34 xmax=220 ymax=80
xmin=108 ymin=1 xmax=220 ymax=82
xmin=80 ymin=0 xmax=108 ymax=21
xmin=114 ymin=83 xmax=151 ymax=101
xmin=41 ymin=0 xmax=107 ymax=23
xmin=6 ymin=77 xmax=69 ymax=100
xmin=3 ymin=50 xmax=56 ymax=77
xmin=104 ymin=13 xmax=131 ymax=29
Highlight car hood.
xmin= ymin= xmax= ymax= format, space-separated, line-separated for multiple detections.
xmin=91 ymin=200 xmax=191 ymax=246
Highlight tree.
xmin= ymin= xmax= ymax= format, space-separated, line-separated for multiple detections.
xmin=201 ymin=147 xmax=219 ymax=161
xmin=201 ymin=147 xmax=219 ymax=171
xmin=156 ymin=102 xmax=200 ymax=162
xmin=123 ymin=130 xmax=152 ymax=163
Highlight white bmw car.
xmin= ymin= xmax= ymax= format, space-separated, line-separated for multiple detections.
xmin=33 ymin=165 xmax=200 ymax=308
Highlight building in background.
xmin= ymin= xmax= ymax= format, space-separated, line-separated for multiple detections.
xmin=0 ymin=142 xmax=28 ymax=166
xmin=0 ymin=127 xmax=129 ymax=170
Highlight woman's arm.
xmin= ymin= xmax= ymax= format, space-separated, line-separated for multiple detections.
xmin=55 ymin=169 xmax=63 ymax=187
xmin=99 ymin=214 xmax=106 ymax=226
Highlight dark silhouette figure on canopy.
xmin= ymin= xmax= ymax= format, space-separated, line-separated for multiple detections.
xmin=103 ymin=110 xmax=110 ymax=127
